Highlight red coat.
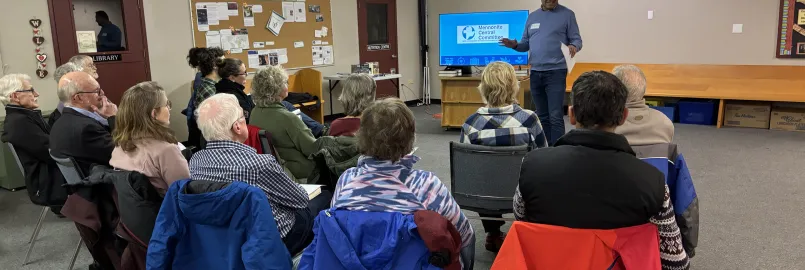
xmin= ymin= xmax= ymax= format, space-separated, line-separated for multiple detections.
xmin=243 ymin=125 xmax=263 ymax=154
xmin=492 ymin=222 xmax=661 ymax=270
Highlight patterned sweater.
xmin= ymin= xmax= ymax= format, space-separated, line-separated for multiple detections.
xmin=514 ymin=185 xmax=690 ymax=270
xmin=460 ymin=104 xmax=548 ymax=149
xmin=331 ymin=155 xmax=475 ymax=247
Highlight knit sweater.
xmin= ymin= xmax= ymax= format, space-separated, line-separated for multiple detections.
xmin=614 ymin=99 xmax=674 ymax=146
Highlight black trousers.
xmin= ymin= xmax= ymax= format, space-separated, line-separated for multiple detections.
xmin=480 ymin=213 xmax=504 ymax=235
xmin=282 ymin=190 xmax=333 ymax=255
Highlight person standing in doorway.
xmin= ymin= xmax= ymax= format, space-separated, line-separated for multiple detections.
xmin=96 ymin=11 xmax=123 ymax=52
xmin=500 ymin=0 xmax=582 ymax=145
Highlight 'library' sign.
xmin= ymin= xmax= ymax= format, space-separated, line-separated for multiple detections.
xmin=92 ymin=54 xmax=122 ymax=63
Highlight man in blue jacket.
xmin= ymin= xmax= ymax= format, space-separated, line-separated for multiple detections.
xmin=500 ymin=0 xmax=583 ymax=145
xmin=95 ymin=11 xmax=122 ymax=52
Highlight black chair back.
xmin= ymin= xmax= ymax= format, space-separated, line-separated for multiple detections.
xmin=49 ymin=152 xmax=86 ymax=185
xmin=449 ymin=142 xmax=530 ymax=214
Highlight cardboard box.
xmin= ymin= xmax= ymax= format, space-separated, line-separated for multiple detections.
xmin=770 ymin=107 xmax=805 ymax=132
xmin=723 ymin=102 xmax=771 ymax=129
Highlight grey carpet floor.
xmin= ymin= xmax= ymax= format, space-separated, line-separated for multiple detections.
xmin=2 ymin=104 xmax=804 ymax=270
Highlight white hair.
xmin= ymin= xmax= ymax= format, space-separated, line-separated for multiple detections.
xmin=0 ymin=74 xmax=32 ymax=106
xmin=195 ymin=93 xmax=243 ymax=141
xmin=251 ymin=65 xmax=288 ymax=106
xmin=68 ymin=55 xmax=93 ymax=67
xmin=54 ymin=62 xmax=82 ymax=83
xmin=57 ymin=77 xmax=82 ymax=106
xmin=612 ymin=64 xmax=647 ymax=103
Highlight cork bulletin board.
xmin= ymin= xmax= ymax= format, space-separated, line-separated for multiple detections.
xmin=189 ymin=0 xmax=335 ymax=71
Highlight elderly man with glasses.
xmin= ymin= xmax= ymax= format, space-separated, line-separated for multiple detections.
xmin=49 ymin=71 xmax=118 ymax=175
xmin=0 ymin=73 xmax=68 ymax=217
xmin=189 ymin=93 xmax=332 ymax=255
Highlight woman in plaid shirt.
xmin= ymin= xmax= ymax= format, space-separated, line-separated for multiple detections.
xmin=459 ymin=61 xmax=548 ymax=252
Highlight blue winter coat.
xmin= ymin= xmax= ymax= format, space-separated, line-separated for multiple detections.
xmin=633 ymin=143 xmax=700 ymax=257
xmin=298 ymin=210 xmax=441 ymax=270
xmin=146 ymin=180 xmax=292 ymax=270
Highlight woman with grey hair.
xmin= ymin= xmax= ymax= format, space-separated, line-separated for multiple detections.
xmin=330 ymin=98 xmax=475 ymax=266
xmin=329 ymin=73 xmax=376 ymax=136
xmin=249 ymin=66 xmax=318 ymax=179
xmin=0 ymin=73 xmax=67 ymax=216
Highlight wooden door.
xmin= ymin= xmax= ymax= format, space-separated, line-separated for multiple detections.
xmin=357 ymin=0 xmax=398 ymax=98
xmin=48 ymin=0 xmax=151 ymax=103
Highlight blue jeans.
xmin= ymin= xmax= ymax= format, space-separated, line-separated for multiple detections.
xmin=530 ymin=69 xmax=568 ymax=145
xmin=281 ymin=101 xmax=325 ymax=137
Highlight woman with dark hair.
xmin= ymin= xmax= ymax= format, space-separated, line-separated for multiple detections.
xmin=184 ymin=47 xmax=224 ymax=148
xmin=214 ymin=58 xmax=253 ymax=123
xmin=110 ymin=81 xmax=189 ymax=195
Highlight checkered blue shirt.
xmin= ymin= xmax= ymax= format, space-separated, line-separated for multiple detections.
xmin=459 ymin=104 xmax=548 ymax=149
xmin=189 ymin=140 xmax=308 ymax=237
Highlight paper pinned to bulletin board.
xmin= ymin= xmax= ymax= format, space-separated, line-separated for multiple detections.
xmin=189 ymin=0 xmax=336 ymax=70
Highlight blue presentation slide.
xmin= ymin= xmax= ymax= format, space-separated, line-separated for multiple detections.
xmin=439 ymin=10 xmax=529 ymax=66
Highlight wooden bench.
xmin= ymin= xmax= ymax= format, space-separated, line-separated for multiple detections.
xmin=245 ymin=68 xmax=326 ymax=123
xmin=566 ymin=63 xmax=805 ymax=128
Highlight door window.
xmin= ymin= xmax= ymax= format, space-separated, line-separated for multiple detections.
xmin=72 ymin=0 xmax=128 ymax=52
xmin=366 ymin=3 xmax=389 ymax=46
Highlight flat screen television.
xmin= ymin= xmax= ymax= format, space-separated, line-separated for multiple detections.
xmin=439 ymin=10 xmax=530 ymax=68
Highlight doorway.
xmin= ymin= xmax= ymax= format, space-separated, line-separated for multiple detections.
xmin=357 ymin=0 xmax=398 ymax=99
xmin=48 ymin=0 xmax=150 ymax=103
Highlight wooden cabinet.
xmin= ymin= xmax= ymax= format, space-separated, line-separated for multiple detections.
xmin=440 ymin=76 xmax=530 ymax=129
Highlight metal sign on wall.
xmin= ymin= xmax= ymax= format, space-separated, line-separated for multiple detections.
xmin=92 ymin=54 xmax=123 ymax=62
xmin=367 ymin=44 xmax=390 ymax=51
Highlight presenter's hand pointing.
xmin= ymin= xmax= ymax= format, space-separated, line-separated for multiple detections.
xmin=499 ymin=38 xmax=518 ymax=49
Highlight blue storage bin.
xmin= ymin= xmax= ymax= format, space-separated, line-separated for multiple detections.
xmin=677 ymin=100 xmax=717 ymax=125
xmin=650 ymin=106 xmax=676 ymax=122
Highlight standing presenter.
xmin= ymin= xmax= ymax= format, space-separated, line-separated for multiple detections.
xmin=500 ymin=0 xmax=582 ymax=145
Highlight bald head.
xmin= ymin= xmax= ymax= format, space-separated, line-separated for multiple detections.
xmin=196 ymin=93 xmax=246 ymax=141
xmin=58 ymin=71 xmax=101 ymax=109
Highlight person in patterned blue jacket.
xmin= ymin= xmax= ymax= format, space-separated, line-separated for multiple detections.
xmin=459 ymin=61 xmax=547 ymax=252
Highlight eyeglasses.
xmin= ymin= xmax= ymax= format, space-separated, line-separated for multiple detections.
xmin=76 ymin=88 xmax=104 ymax=95
xmin=15 ymin=88 xmax=37 ymax=94
xmin=160 ymin=100 xmax=172 ymax=110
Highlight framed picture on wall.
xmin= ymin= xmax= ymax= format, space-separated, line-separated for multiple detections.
xmin=776 ymin=0 xmax=805 ymax=58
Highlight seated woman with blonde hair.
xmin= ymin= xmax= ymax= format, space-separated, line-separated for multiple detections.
xmin=458 ymin=61 xmax=548 ymax=252
xmin=110 ymin=81 xmax=190 ymax=195
xmin=249 ymin=66 xmax=318 ymax=179
xmin=329 ymin=73 xmax=376 ymax=136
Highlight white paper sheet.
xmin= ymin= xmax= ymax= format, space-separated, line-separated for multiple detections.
xmin=217 ymin=2 xmax=229 ymax=20
xmin=313 ymin=59 xmax=324 ymax=65
xmin=321 ymin=26 xmax=328 ymax=36
xmin=267 ymin=11 xmax=285 ymax=36
xmin=230 ymin=48 xmax=243 ymax=53
xmin=278 ymin=54 xmax=288 ymax=64
xmin=314 ymin=30 xmax=322 ymax=38
xmin=282 ymin=2 xmax=295 ymax=22
xmin=560 ymin=42 xmax=576 ymax=73
xmin=322 ymin=45 xmax=333 ymax=64
xmin=253 ymin=5 xmax=263 ymax=13
xmin=221 ymin=29 xmax=250 ymax=51
xmin=243 ymin=5 xmax=255 ymax=26
xmin=206 ymin=4 xmax=219 ymax=25
xmin=205 ymin=31 xmax=222 ymax=48
xmin=227 ymin=2 xmax=238 ymax=16
xmin=294 ymin=41 xmax=304 ymax=48
xmin=312 ymin=40 xmax=322 ymax=45
xmin=253 ymin=42 xmax=265 ymax=48
xmin=248 ymin=51 xmax=261 ymax=68
xmin=322 ymin=41 xmax=329 ymax=45
xmin=266 ymin=41 xmax=275 ymax=46
xmin=294 ymin=2 xmax=306 ymax=22
xmin=196 ymin=5 xmax=210 ymax=31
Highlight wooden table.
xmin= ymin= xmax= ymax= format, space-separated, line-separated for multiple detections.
xmin=440 ymin=75 xmax=530 ymax=129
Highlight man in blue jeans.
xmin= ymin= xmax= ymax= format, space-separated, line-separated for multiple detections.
xmin=500 ymin=0 xmax=582 ymax=145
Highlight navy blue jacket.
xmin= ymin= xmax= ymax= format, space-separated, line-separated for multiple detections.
xmin=147 ymin=180 xmax=292 ymax=270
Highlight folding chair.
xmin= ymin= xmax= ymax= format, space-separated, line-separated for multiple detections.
xmin=258 ymin=130 xmax=302 ymax=183
xmin=49 ymin=152 xmax=87 ymax=270
xmin=449 ymin=142 xmax=530 ymax=222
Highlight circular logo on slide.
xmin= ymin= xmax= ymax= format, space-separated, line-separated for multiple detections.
xmin=462 ymin=26 xmax=476 ymax=40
